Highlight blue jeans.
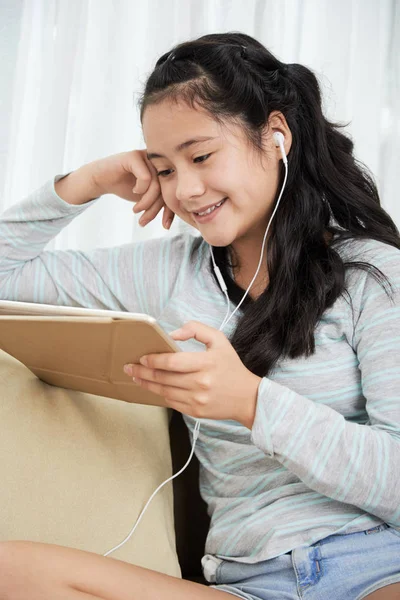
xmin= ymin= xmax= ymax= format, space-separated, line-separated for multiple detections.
xmin=210 ymin=524 xmax=400 ymax=599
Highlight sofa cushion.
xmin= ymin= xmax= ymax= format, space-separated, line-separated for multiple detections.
xmin=0 ymin=350 xmax=181 ymax=578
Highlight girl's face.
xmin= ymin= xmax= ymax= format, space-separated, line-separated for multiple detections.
xmin=142 ymin=100 xmax=285 ymax=251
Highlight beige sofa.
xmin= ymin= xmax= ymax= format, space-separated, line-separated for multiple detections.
xmin=0 ymin=349 xmax=209 ymax=585
xmin=2 ymin=349 xmax=399 ymax=598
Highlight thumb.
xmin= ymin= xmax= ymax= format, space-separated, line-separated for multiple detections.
xmin=170 ymin=321 xmax=221 ymax=349
xmin=132 ymin=178 xmax=149 ymax=195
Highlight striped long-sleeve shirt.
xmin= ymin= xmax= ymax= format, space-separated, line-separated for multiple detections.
xmin=0 ymin=174 xmax=399 ymax=583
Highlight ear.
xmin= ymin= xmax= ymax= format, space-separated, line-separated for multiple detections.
xmin=265 ymin=111 xmax=292 ymax=158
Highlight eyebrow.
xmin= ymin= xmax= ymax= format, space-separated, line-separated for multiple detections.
xmin=146 ymin=136 xmax=217 ymax=160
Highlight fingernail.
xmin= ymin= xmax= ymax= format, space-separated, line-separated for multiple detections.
xmin=139 ymin=219 xmax=147 ymax=227
xmin=165 ymin=219 xmax=172 ymax=229
xmin=170 ymin=328 xmax=183 ymax=336
xmin=124 ymin=364 xmax=133 ymax=376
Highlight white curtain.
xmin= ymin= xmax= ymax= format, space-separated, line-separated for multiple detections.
xmin=1 ymin=0 xmax=399 ymax=252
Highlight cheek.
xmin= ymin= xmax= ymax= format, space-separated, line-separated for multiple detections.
xmin=160 ymin=187 xmax=194 ymax=223
xmin=215 ymin=164 xmax=252 ymax=200
xmin=160 ymin=184 xmax=177 ymax=209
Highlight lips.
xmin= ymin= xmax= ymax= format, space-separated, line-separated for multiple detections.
xmin=192 ymin=198 xmax=227 ymax=223
xmin=191 ymin=198 xmax=227 ymax=215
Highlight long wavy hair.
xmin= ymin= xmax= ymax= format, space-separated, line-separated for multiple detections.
xmin=138 ymin=32 xmax=400 ymax=377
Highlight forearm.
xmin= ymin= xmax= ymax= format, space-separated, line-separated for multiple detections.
xmin=251 ymin=377 xmax=400 ymax=525
xmin=239 ymin=374 xmax=262 ymax=429
xmin=0 ymin=174 xmax=97 ymax=301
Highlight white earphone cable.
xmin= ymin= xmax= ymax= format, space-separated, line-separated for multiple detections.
xmin=103 ymin=135 xmax=288 ymax=557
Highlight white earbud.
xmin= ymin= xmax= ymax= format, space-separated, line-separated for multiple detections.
xmin=273 ymin=131 xmax=287 ymax=166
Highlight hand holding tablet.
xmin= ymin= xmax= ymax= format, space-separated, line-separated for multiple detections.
xmin=0 ymin=300 xmax=180 ymax=407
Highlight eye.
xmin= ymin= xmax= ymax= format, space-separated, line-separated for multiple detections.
xmin=156 ymin=169 xmax=173 ymax=178
xmin=193 ymin=153 xmax=211 ymax=164
xmin=156 ymin=154 xmax=212 ymax=178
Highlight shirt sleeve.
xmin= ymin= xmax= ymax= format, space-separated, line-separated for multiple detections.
xmin=0 ymin=174 xmax=188 ymax=318
xmin=250 ymin=242 xmax=400 ymax=527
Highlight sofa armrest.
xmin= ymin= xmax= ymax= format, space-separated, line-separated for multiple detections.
xmin=0 ymin=350 xmax=181 ymax=577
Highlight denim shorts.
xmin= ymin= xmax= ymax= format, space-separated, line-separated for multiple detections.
xmin=209 ymin=523 xmax=400 ymax=600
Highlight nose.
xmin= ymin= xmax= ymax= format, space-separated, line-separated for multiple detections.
xmin=175 ymin=168 xmax=206 ymax=203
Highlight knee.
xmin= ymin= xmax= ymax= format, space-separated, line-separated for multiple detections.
xmin=0 ymin=540 xmax=35 ymax=565
xmin=363 ymin=583 xmax=400 ymax=599
xmin=0 ymin=542 xmax=20 ymax=597
xmin=0 ymin=540 xmax=48 ymax=569
xmin=0 ymin=541 xmax=38 ymax=598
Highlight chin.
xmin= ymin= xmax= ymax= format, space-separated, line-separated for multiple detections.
xmin=201 ymin=232 xmax=234 ymax=248
xmin=182 ymin=216 xmax=235 ymax=247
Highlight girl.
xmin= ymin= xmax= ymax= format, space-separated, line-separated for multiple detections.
xmin=0 ymin=31 xmax=399 ymax=600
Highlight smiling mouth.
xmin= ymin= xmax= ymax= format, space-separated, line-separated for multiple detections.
xmin=191 ymin=198 xmax=228 ymax=224
xmin=193 ymin=198 xmax=227 ymax=216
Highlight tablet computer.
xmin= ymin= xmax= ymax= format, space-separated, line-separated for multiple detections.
xmin=0 ymin=300 xmax=181 ymax=407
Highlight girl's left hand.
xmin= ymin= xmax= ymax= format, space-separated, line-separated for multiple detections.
xmin=124 ymin=321 xmax=262 ymax=428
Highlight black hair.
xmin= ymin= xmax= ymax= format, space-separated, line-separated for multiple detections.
xmin=138 ymin=32 xmax=400 ymax=378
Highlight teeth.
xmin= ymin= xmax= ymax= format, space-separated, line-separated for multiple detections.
xmin=196 ymin=198 xmax=225 ymax=216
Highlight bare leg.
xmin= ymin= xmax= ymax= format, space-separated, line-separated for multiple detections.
xmin=363 ymin=583 xmax=400 ymax=599
xmin=0 ymin=541 xmax=235 ymax=600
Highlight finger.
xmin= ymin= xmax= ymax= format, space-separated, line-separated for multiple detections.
xmin=140 ymin=352 xmax=207 ymax=373
xmin=138 ymin=195 xmax=165 ymax=225
xmin=133 ymin=378 xmax=196 ymax=406
xmin=132 ymin=366 xmax=196 ymax=390
xmin=132 ymin=178 xmax=160 ymax=211
xmin=132 ymin=177 xmax=161 ymax=213
xmin=131 ymin=171 xmax=152 ymax=196
xmin=162 ymin=205 xmax=175 ymax=228
xmin=126 ymin=149 xmax=155 ymax=196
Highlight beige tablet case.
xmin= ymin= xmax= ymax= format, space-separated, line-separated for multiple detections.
xmin=0 ymin=314 xmax=179 ymax=407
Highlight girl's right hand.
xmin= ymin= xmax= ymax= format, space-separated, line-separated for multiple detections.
xmin=90 ymin=149 xmax=175 ymax=230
